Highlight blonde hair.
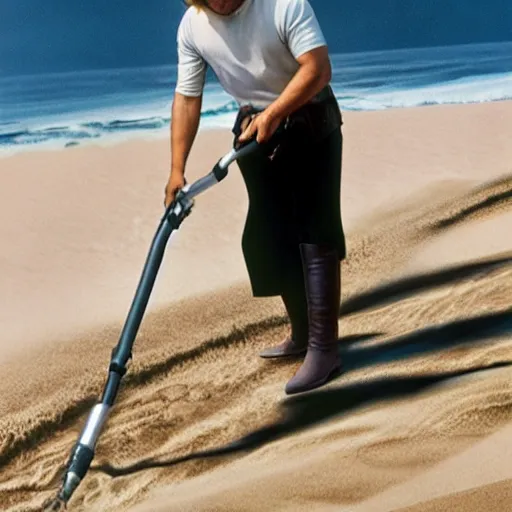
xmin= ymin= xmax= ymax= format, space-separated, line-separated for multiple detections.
xmin=185 ymin=0 xmax=207 ymax=8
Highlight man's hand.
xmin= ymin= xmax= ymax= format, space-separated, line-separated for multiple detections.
xmin=164 ymin=172 xmax=186 ymax=209
xmin=237 ymin=109 xmax=284 ymax=144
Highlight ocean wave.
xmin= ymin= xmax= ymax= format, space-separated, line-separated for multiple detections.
xmin=4 ymin=63 xmax=512 ymax=150
xmin=0 ymin=101 xmax=242 ymax=149
xmin=332 ymin=72 xmax=512 ymax=110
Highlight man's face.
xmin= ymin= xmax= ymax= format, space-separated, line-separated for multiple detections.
xmin=204 ymin=0 xmax=245 ymax=16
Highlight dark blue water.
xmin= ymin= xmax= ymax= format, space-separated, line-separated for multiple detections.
xmin=1 ymin=42 xmax=511 ymax=153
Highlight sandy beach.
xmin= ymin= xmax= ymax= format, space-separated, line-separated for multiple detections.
xmin=0 ymin=100 xmax=511 ymax=511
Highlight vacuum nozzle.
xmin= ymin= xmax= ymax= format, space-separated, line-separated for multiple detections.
xmin=53 ymin=442 xmax=94 ymax=507
xmin=57 ymin=470 xmax=82 ymax=504
xmin=43 ymin=496 xmax=67 ymax=511
xmin=51 ymin=403 xmax=110 ymax=507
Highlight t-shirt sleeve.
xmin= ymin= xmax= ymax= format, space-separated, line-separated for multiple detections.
xmin=278 ymin=0 xmax=327 ymax=59
xmin=175 ymin=15 xmax=206 ymax=97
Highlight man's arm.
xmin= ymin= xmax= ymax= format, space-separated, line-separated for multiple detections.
xmin=238 ymin=46 xmax=331 ymax=143
xmin=165 ymin=13 xmax=206 ymax=207
xmin=268 ymin=46 xmax=331 ymax=120
xmin=170 ymin=92 xmax=202 ymax=176
xmin=164 ymin=92 xmax=202 ymax=208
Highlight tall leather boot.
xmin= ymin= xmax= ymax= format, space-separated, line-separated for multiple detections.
xmin=259 ymin=261 xmax=309 ymax=358
xmin=285 ymin=243 xmax=342 ymax=395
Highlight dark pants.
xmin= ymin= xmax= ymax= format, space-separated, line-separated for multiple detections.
xmin=235 ymin=118 xmax=346 ymax=297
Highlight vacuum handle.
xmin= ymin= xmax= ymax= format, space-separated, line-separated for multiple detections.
xmin=183 ymin=139 xmax=260 ymax=201
xmin=218 ymin=139 xmax=259 ymax=171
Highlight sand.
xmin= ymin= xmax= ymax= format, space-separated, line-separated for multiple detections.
xmin=0 ymin=100 xmax=511 ymax=512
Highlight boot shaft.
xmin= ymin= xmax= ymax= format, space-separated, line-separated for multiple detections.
xmin=299 ymin=243 xmax=340 ymax=349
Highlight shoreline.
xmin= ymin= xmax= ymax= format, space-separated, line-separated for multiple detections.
xmin=2 ymin=99 xmax=512 ymax=159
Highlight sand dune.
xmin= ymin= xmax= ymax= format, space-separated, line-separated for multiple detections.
xmin=0 ymin=101 xmax=511 ymax=511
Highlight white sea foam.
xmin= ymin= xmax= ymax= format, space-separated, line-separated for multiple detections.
xmin=1 ymin=43 xmax=510 ymax=152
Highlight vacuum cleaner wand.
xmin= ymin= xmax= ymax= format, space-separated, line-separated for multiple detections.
xmin=50 ymin=140 xmax=259 ymax=509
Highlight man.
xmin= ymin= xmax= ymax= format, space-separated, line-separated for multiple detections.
xmin=165 ymin=0 xmax=346 ymax=395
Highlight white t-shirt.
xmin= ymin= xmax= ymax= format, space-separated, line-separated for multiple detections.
xmin=175 ymin=0 xmax=327 ymax=107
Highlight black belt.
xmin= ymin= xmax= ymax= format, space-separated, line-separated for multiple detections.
xmin=309 ymin=84 xmax=336 ymax=104
xmin=232 ymin=84 xmax=341 ymax=154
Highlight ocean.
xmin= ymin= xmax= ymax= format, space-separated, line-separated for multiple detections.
xmin=1 ymin=41 xmax=511 ymax=154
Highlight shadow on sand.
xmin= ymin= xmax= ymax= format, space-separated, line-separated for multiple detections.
xmin=339 ymin=254 xmax=511 ymax=317
xmin=427 ymin=176 xmax=512 ymax=231
xmin=95 ymin=308 xmax=512 ymax=477
xmin=8 ymin=255 xmax=509 ymax=481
